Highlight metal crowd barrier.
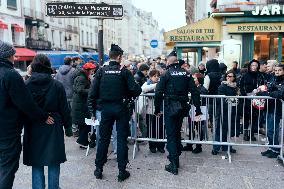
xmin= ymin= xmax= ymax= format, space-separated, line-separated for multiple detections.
xmin=132 ymin=93 xmax=284 ymax=164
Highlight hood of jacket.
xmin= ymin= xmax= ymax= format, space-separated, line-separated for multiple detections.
xmin=58 ymin=65 xmax=73 ymax=75
xmin=206 ymin=59 xmax=220 ymax=74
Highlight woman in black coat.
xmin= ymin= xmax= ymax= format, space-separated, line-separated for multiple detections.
xmin=23 ymin=54 xmax=72 ymax=189
xmin=212 ymin=70 xmax=240 ymax=155
xmin=72 ymin=63 xmax=97 ymax=147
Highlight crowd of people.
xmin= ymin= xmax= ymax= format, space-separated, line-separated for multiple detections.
xmin=0 ymin=39 xmax=284 ymax=188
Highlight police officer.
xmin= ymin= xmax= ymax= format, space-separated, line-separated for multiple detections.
xmin=154 ymin=50 xmax=202 ymax=175
xmin=88 ymin=44 xmax=141 ymax=182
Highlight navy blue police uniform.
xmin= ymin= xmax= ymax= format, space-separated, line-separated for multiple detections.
xmin=88 ymin=44 xmax=141 ymax=182
xmin=154 ymin=51 xmax=201 ymax=175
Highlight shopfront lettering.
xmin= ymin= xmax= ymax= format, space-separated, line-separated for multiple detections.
xmin=237 ymin=25 xmax=282 ymax=32
xmin=252 ymin=5 xmax=284 ymax=16
xmin=169 ymin=35 xmax=215 ymax=42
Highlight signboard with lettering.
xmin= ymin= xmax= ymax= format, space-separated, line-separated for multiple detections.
xmin=46 ymin=2 xmax=123 ymax=18
xmin=251 ymin=5 xmax=284 ymax=16
xmin=227 ymin=23 xmax=284 ymax=33
xmin=163 ymin=18 xmax=222 ymax=44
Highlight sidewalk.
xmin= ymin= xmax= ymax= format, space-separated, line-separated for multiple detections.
xmin=14 ymin=137 xmax=284 ymax=189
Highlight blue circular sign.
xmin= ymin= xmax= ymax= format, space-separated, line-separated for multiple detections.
xmin=150 ymin=40 xmax=158 ymax=48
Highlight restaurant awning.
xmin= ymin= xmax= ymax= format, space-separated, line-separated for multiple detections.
xmin=0 ymin=20 xmax=8 ymax=30
xmin=12 ymin=24 xmax=24 ymax=32
xmin=163 ymin=17 xmax=222 ymax=47
xmin=15 ymin=48 xmax=36 ymax=61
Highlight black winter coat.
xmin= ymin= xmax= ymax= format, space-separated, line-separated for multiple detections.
xmin=240 ymin=71 xmax=265 ymax=96
xmin=0 ymin=59 xmax=47 ymax=144
xmin=23 ymin=73 xmax=71 ymax=166
xmin=72 ymin=70 xmax=91 ymax=125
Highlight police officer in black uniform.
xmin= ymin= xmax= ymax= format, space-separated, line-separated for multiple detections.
xmin=88 ymin=44 xmax=141 ymax=182
xmin=154 ymin=50 xmax=202 ymax=175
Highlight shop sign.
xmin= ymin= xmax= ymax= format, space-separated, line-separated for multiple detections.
xmin=227 ymin=23 xmax=284 ymax=33
xmin=164 ymin=18 xmax=222 ymax=44
xmin=252 ymin=5 xmax=284 ymax=16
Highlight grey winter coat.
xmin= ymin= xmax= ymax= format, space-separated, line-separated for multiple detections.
xmin=55 ymin=65 xmax=75 ymax=99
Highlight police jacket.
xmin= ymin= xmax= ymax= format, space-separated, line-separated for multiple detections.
xmin=154 ymin=63 xmax=201 ymax=115
xmin=88 ymin=61 xmax=142 ymax=116
xmin=0 ymin=58 xmax=48 ymax=142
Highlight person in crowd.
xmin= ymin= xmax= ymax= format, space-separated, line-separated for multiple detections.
xmin=141 ymin=69 xmax=165 ymax=153
xmin=134 ymin=63 xmax=150 ymax=86
xmin=232 ymin=61 xmax=241 ymax=75
xmin=239 ymin=59 xmax=266 ymax=141
xmin=212 ymin=70 xmax=240 ymax=155
xmin=72 ymin=63 xmax=97 ymax=148
xmin=72 ymin=56 xmax=82 ymax=69
xmin=266 ymin=60 xmax=277 ymax=83
xmin=24 ymin=64 xmax=32 ymax=81
xmin=179 ymin=59 xmax=190 ymax=73
xmin=259 ymin=64 xmax=284 ymax=158
xmin=154 ymin=49 xmax=201 ymax=175
xmin=0 ymin=41 xmax=53 ymax=189
xmin=198 ymin=62 xmax=206 ymax=75
xmin=156 ymin=57 xmax=166 ymax=68
xmin=203 ymin=59 xmax=222 ymax=127
xmin=55 ymin=56 xmax=75 ymax=108
xmin=23 ymin=54 xmax=72 ymax=189
xmin=219 ymin=62 xmax=228 ymax=81
xmin=182 ymin=73 xmax=208 ymax=153
xmin=88 ymin=44 xmax=141 ymax=182
xmin=70 ymin=56 xmax=83 ymax=136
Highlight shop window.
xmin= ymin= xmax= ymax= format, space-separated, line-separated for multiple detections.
xmin=254 ymin=33 xmax=279 ymax=60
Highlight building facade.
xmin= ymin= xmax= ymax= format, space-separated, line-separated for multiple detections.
xmin=212 ymin=0 xmax=284 ymax=67
xmin=0 ymin=0 xmax=25 ymax=46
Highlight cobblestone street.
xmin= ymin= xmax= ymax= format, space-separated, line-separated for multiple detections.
xmin=13 ymin=137 xmax=284 ymax=189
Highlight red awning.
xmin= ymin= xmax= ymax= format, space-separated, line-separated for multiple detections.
xmin=15 ymin=48 xmax=36 ymax=61
xmin=0 ymin=20 xmax=8 ymax=30
xmin=12 ymin=24 xmax=24 ymax=32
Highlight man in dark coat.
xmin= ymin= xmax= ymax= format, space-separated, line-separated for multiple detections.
xmin=134 ymin=63 xmax=150 ymax=86
xmin=203 ymin=59 xmax=222 ymax=127
xmin=154 ymin=50 xmax=202 ymax=175
xmin=88 ymin=44 xmax=141 ymax=182
xmin=0 ymin=41 xmax=53 ymax=189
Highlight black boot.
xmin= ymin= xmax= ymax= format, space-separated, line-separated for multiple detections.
xmin=118 ymin=170 xmax=130 ymax=182
xmin=243 ymin=131 xmax=249 ymax=141
xmin=176 ymin=159 xmax=180 ymax=168
xmin=251 ymin=133 xmax=257 ymax=141
xmin=192 ymin=145 xmax=202 ymax=154
xmin=182 ymin=144 xmax=193 ymax=151
xmin=165 ymin=161 xmax=178 ymax=175
xmin=94 ymin=168 xmax=103 ymax=179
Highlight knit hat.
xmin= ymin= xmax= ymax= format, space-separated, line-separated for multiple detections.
xmin=83 ymin=63 xmax=96 ymax=70
xmin=0 ymin=40 xmax=16 ymax=59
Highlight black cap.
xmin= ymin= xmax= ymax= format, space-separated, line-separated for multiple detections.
xmin=178 ymin=59 xmax=185 ymax=66
xmin=110 ymin=44 xmax=124 ymax=54
xmin=168 ymin=49 xmax=177 ymax=57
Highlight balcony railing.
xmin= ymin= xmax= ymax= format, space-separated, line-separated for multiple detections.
xmin=26 ymin=38 xmax=52 ymax=50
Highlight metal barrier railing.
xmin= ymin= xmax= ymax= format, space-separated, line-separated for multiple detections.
xmin=132 ymin=93 xmax=284 ymax=164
